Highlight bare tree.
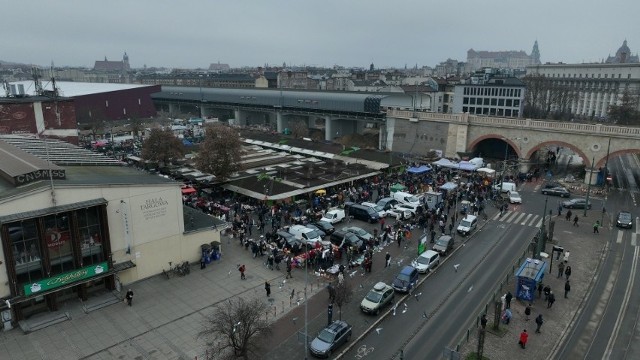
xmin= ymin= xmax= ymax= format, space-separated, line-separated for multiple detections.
xmin=141 ymin=128 xmax=185 ymax=166
xmin=522 ymin=74 xmax=551 ymax=119
xmin=128 ymin=117 xmax=144 ymax=139
xmin=290 ymin=120 xmax=308 ymax=139
xmin=333 ymin=279 xmax=353 ymax=320
xmin=608 ymin=90 xmax=640 ymax=125
xmin=199 ymin=297 xmax=272 ymax=360
xmin=195 ymin=124 xmax=243 ymax=180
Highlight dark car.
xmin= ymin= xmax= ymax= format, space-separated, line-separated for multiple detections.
xmin=433 ymin=235 xmax=454 ymax=256
xmin=542 ymin=182 xmax=563 ymax=189
xmin=311 ymin=220 xmax=335 ymax=236
xmin=309 ymin=320 xmax=352 ymax=358
xmin=616 ymin=211 xmax=633 ymax=229
xmin=541 ymin=186 xmax=570 ymax=197
xmin=277 ymin=231 xmax=302 ymax=247
xmin=392 ymin=265 xmax=419 ymax=293
xmin=562 ymin=198 xmax=592 ymax=209
xmin=330 ymin=230 xmax=363 ymax=248
xmin=306 ymin=224 xmax=327 ymax=238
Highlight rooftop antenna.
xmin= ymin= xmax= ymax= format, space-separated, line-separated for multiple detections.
xmin=32 ymin=67 xmax=43 ymax=95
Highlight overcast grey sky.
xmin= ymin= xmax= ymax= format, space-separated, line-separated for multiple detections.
xmin=2 ymin=0 xmax=638 ymax=69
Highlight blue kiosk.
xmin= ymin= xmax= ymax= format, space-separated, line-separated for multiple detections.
xmin=515 ymin=258 xmax=547 ymax=302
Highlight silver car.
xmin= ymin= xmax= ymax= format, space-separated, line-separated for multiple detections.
xmin=309 ymin=320 xmax=352 ymax=358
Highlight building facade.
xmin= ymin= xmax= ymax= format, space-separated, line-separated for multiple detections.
xmin=526 ymin=63 xmax=640 ymax=118
xmin=466 ymin=41 xmax=541 ymax=72
xmin=0 ymin=137 xmax=218 ymax=323
xmin=452 ymin=70 xmax=526 ymax=117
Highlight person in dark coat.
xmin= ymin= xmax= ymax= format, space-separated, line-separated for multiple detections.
xmin=547 ymin=291 xmax=556 ymax=308
xmin=543 ymin=285 xmax=551 ymax=301
xmin=565 ymin=265 xmax=572 ymax=280
xmin=564 ymin=280 xmax=571 ymax=298
xmin=125 ymin=289 xmax=134 ymax=306
xmin=524 ymin=304 xmax=532 ymax=321
xmin=265 ymin=281 xmax=271 ymax=297
xmin=480 ymin=314 xmax=488 ymax=329
xmin=535 ymin=314 xmax=544 ymax=333
xmin=558 ymin=261 xmax=565 ymax=278
xmin=537 ymin=283 xmax=543 ymax=299
xmin=505 ymin=291 xmax=513 ymax=309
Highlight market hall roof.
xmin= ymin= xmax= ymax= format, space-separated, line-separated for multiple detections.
xmin=0 ymin=135 xmax=121 ymax=166
xmin=0 ymin=139 xmax=65 ymax=186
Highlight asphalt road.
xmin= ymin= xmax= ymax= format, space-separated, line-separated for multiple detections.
xmin=555 ymin=155 xmax=640 ymax=360
xmin=338 ymin=207 xmax=539 ymax=359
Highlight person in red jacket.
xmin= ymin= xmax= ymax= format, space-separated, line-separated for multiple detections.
xmin=519 ymin=329 xmax=529 ymax=349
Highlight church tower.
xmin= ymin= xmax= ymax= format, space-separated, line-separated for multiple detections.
xmin=123 ymin=51 xmax=130 ymax=70
xmin=531 ymin=40 xmax=541 ymax=65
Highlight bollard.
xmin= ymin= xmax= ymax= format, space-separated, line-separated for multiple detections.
xmin=466 ymin=328 xmax=470 ymax=342
xmin=485 ymin=303 xmax=488 ymax=314
xmin=274 ymin=306 xmax=277 ymax=317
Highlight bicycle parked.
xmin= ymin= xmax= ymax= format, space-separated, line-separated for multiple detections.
xmin=162 ymin=261 xmax=191 ymax=279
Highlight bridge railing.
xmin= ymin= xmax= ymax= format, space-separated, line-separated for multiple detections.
xmin=388 ymin=109 xmax=640 ymax=137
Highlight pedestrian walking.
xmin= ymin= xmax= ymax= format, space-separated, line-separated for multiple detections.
xmin=125 ymin=289 xmax=134 ymax=306
xmin=535 ymin=314 xmax=544 ymax=333
xmin=565 ymin=265 xmax=572 ymax=280
xmin=573 ymin=215 xmax=579 ymax=226
xmin=537 ymin=283 xmax=543 ymax=299
xmin=557 ymin=203 xmax=562 ymax=216
xmin=563 ymin=251 xmax=570 ymax=263
xmin=265 ymin=281 xmax=271 ymax=297
xmin=239 ymin=264 xmax=246 ymax=280
xmin=380 ymin=217 xmax=385 ymax=232
xmin=327 ymin=284 xmax=336 ymax=303
xmin=505 ymin=291 xmax=513 ymax=309
xmin=593 ymin=221 xmax=600 ymax=234
xmin=543 ymin=285 xmax=551 ymax=301
xmin=518 ymin=329 xmax=529 ymax=349
xmin=327 ymin=303 xmax=334 ymax=325
xmin=524 ymin=304 xmax=531 ymax=321
xmin=566 ymin=210 xmax=572 ymax=221
xmin=385 ymin=252 xmax=391 ymax=268
xmin=286 ymin=260 xmax=292 ymax=279
xmin=338 ymin=272 xmax=344 ymax=284
xmin=547 ymin=291 xmax=556 ymax=308
xmin=558 ymin=261 xmax=565 ymax=278
xmin=564 ymin=280 xmax=571 ymax=298
xmin=480 ymin=314 xmax=488 ymax=329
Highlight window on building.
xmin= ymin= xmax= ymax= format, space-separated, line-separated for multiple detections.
xmin=105 ymin=100 xmax=109 ymax=107
xmin=482 ymin=107 xmax=489 ymax=115
xmin=489 ymin=108 xmax=496 ymax=116
xmin=44 ymin=213 xmax=75 ymax=275
xmin=514 ymin=99 xmax=520 ymax=107
xmin=483 ymin=98 xmax=490 ymax=105
xmin=470 ymin=98 xmax=476 ymax=105
xmin=513 ymin=109 xmax=519 ymax=117
xmin=462 ymin=106 xmax=468 ymax=112
xmin=628 ymin=74 xmax=632 ymax=79
xmin=505 ymin=109 xmax=512 ymax=117
xmin=498 ymin=99 xmax=505 ymax=106
xmin=506 ymin=99 xmax=513 ymax=107
xmin=605 ymin=74 xmax=608 ymax=79
xmin=77 ymin=207 xmax=104 ymax=267
xmin=491 ymin=98 xmax=497 ymax=106
xmin=498 ymin=108 xmax=504 ymax=116
xmin=9 ymin=219 xmax=43 ymax=285
xmin=463 ymin=97 xmax=469 ymax=104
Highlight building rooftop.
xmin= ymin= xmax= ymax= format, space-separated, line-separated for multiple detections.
xmin=2 ymin=81 xmax=152 ymax=98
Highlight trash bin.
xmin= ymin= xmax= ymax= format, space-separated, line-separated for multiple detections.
xmin=201 ymin=244 xmax=212 ymax=265
xmin=211 ymin=241 xmax=221 ymax=261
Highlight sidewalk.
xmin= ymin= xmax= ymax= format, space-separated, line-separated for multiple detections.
xmin=458 ymin=204 xmax=609 ymax=359
xmin=0 ymin=232 xmax=328 ymax=360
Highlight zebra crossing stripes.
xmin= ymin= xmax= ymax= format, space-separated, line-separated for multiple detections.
xmin=493 ymin=210 xmax=546 ymax=227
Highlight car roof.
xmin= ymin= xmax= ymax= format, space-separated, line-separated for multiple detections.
xmin=463 ymin=215 xmax=477 ymax=221
xmin=373 ymin=282 xmax=391 ymax=291
xmin=420 ymin=250 xmax=439 ymax=258
xmin=437 ymin=235 xmax=452 ymax=241
xmin=400 ymin=265 xmax=416 ymax=274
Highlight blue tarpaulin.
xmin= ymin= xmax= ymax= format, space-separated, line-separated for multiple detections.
xmin=407 ymin=165 xmax=432 ymax=174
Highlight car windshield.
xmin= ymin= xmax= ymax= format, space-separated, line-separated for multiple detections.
xmin=510 ymin=192 xmax=520 ymax=197
xmin=305 ymin=230 xmax=320 ymax=239
xmin=619 ymin=213 xmax=632 ymax=221
xmin=365 ymin=290 xmax=383 ymax=303
xmin=396 ymin=273 xmax=411 ymax=282
xmin=352 ymin=228 xmax=366 ymax=235
xmin=373 ymin=205 xmax=384 ymax=212
xmin=436 ymin=239 xmax=448 ymax=246
xmin=407 ymin=196 xmax=419 ymax=203
xmin=317 ymin=329 xmax=335 ymax=343
xmin=460 ymin=220 xmax=472 ymax=227
xmin=316 ymin=221 xmax=330 ymax=229
xmin=416 ymin=256 xmax=431 ymax=265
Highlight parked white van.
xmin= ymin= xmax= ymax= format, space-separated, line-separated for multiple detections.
xmin=289 ymin=225 xmax=323 ymax=246
xmin=393 ymin=191 xmax=421 ymax=207
xmin=493 ymin=182 xmax=517 ymax=193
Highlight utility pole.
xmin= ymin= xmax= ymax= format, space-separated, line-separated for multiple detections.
xmin=536 ymin=196 xmax=548 ymax=259
xmin=584 ymin=156 xmax=595 ymax=217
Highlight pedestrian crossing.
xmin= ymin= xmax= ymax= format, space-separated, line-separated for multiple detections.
xmin=492 ymin=210 xmax=550 ymax=228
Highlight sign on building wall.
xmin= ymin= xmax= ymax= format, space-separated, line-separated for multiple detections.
xmin=129 ymin=189 xmax=179 ymax=244
xmin=23 ymin=261 xmax=109 ymax=296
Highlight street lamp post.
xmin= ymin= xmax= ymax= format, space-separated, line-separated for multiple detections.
xmin=536 ymin=196 xmax=548 ymax=259
xmin=583 ymin=156 xmax=596 ymax=217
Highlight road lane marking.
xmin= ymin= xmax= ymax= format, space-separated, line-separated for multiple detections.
xmin=604 ymin=246 xmax=639 ymax=359
xmin=513 ymin=213 xmax=526 ymax=224
xmin=617 ymin=231 xmax=624 ymax=244
xmin=632 ymin=233 xmax=637 ymax=247
xmin=521 ymin=214 xmax=533 ymax=225
xmin=527 ymin=215 xmax=540 ymax=227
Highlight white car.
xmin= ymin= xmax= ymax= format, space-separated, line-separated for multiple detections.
xmin=393 ymin=203 xmax=419 ymax=217
xmin=361 ymin=202 xmax=388 ymax=218
xmin=508 ymin=191 xmax=522 ymax=204
xmin=411 ymin=250 xmax=440 ymax=274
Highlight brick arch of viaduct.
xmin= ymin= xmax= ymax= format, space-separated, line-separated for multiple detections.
xmin=468 ymin=134 xmax=592 ymax=167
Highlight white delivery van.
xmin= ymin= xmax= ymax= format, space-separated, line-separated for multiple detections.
xmin=289 ymin=225 xmax=323 ymax=246
xmin=393 ymin=191 xmax=421 ymax=207
xmin=494 ymin=182 xmax=517 ymax=193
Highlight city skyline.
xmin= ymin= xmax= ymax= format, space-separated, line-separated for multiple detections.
xmin=1 ymin=0 xmax=638 ymax=69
